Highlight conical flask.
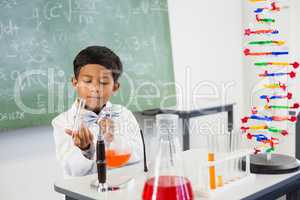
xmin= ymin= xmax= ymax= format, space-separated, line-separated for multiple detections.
xmin=142 ymin=114 xmax=194 ymax=200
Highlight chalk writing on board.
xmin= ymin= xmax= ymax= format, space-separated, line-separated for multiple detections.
xmin=0 ymin=68 xmax=66 ymax=100
xmin=134 ymin=79 xmax=160 ymax=108
xmin=113 ymin=34 xmax=157 ymax=53
xmin=0 ymin=0 xmax=174 ymax=128
xmin=27 ymin=0 xmax=100 ymax=26
xmin=49 ymin=68 xmax=66 ymax=85
xmin=128 ymin=63 xmax=153 ymax=76
xmin=27 ymin=7 xmax=43 ymax=31
xmin=0 ymin=69 xmax=34 ymax=92
xmin=16 ymin=71 xmax=42 ymax=91
xmin=131 ymin=0 xmax=168 ymax=15
xmin=0 ymin=20 xmax=19 ymax=40
xmin=117 ymin=52 xmax=134 ymax=63
xmin=76 ymin=30 xmax=94 ymax=43
xmin=113 ymin=5 xmax=130 ymax=23
xmin=135 ymin=80 xmax=159 ymax=94
xmin=66 ymin=0 xmax=100 ymax=24
xmin=135 ymin=80 xmax=162 ymax=108
xmin=0 ymin=111 xmax=25 ymax=121
xmin=43 ymin=1 xmax=63 ymax=21
xmin=0 ymin=0 xmax=17 ymax=9
xmin=6 ymin=38 xmax=51 ymax=64
xmin=116 ymin=71 xmax=135 ymax=106
xmin=0 ymin=69 xmax=46 ymax=90
xmin=36 ymin=93 xmax=46 ymax=109
xmin=0 ymin=88 xmax=14 ymax=101
xmin=0 ymin=71 xmax=5 ymax=81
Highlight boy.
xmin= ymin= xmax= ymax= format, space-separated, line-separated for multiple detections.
xmin=52 ymin=46 xmax=142 ymax=177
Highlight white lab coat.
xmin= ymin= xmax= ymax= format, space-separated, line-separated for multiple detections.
xmin=52 ymin=101 xmax=142 ymax=178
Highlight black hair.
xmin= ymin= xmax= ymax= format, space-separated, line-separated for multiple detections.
xmin=73 ymin=46 xmax=123 ymax=82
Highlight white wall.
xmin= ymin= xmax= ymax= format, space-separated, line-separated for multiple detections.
xmin=167 ymin=0 xmax=244 ymax=147
xmin=168 ymin=0 xmax=244 ymax=113
xmin=291 ymin=0 xmax=300 ymax=101
xmin=282 ymin=0 xmax=300 ymax=156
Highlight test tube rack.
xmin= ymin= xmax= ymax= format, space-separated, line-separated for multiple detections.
xmin=195 ymin=149 xmax=256 ymax=198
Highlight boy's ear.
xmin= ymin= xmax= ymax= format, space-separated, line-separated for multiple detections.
xmin=71 ymin=76 xmax=78 ymax=88
xmin=113 ymin=82 xmax=120 ymax=92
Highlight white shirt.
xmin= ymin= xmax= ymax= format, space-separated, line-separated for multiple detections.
xmin=52 ymin=101 xmax=142 ymax=178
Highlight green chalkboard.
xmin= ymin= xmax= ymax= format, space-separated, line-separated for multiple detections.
xmin=0 ymin=0 xmax=176 ymax=131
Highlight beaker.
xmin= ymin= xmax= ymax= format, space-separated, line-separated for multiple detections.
xmin=101 ymin=104 xmax=131 ymax=168
xmin=142 ymin=114 xmax=194 ymax=200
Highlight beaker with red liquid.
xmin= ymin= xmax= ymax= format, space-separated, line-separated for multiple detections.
xmin=142 ymin=114 xmax=194 ymax=200
xmin=143 ymin=176 xmax=193 ymax=200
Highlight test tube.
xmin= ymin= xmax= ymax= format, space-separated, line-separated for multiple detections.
xmin=72 ymin=98 xmax=86 ymax=136
xmin=224 ymin=133 xmax=231 ymax=183
xmin=217 ymin=175 xmax=223 ymax=187
xmin=237 ymin=131 xmax=246 ymax=178
xmin=232 ymin=130 xmax=244 ymax=179
xmin=208 ymin=152 xmax=216 ymax=190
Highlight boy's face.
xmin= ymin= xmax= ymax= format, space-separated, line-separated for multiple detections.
xmin=72 ymin=64 xmax=119 ymax=113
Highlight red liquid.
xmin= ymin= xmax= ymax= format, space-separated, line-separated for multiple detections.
xmin=106 ymin=149 xmax=131 ymax=168
xmin=142 ymin=176 xmax=194 ymax=200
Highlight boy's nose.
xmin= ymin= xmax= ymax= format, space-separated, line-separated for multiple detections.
xmin=89 ymin=83 xmax=102 ymax=93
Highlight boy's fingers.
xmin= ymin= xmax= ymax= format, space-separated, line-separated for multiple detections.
xmin=84 ymin=127 xmax=93 ymax=143
xmin=83 ymin=127 xmax=90 ymax=144
xmin=89 ymin=131 xmax=94 ymax=141
xmin=74 ymin=136 xmax=81 ymax=146
xmin=109 ymin=133 xmax=114 ymax=140
xmin=65 ymin=129 xmax=73 ymax=136
xmin=79 ymin=124 xmax=86 ymax=141
xmin=107 ymin=135 xmax=113 ymax=143
xmin=104 ymin=132 xmax=114 ymax=143
xmin=100 ymin=119 xmax=114 ymax=133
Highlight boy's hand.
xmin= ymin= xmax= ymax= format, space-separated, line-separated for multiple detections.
xmin=99 ymin=119 xmax=114 ymax=143
xmin=65 ymin=124 xmax=94 ymax=150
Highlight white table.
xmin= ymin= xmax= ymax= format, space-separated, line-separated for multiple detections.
xmin=54 ymin=150 xmax=300 ymax=200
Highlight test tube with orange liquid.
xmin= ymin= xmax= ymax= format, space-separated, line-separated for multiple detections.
xmin=208 ymin=152 xmax=216 ymax=190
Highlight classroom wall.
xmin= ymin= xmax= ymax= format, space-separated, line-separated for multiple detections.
xmin=168 ymin=0 xmax=244 ymax=114
xmin=167 ymin=0 xmax=244 ymax=148
xmin=286 ymin=0 xmax=300 ymax=156
xmin=290 ymin=1 xmax=300 ymax=104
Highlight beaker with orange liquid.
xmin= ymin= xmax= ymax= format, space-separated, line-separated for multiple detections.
xmin=105 ymin=146 xmax=131 ymax=168
xmin=101 ymin=104 xmax=132 ymax=168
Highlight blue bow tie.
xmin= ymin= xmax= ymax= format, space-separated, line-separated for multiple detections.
xmin=82 ymin=107 xmax=120 ymax=127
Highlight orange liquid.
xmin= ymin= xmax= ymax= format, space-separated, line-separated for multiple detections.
xmin=106 ymin=149 xmax=131 ymax=168
xmin=208 ymin=153 xmax=216 ymax=190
